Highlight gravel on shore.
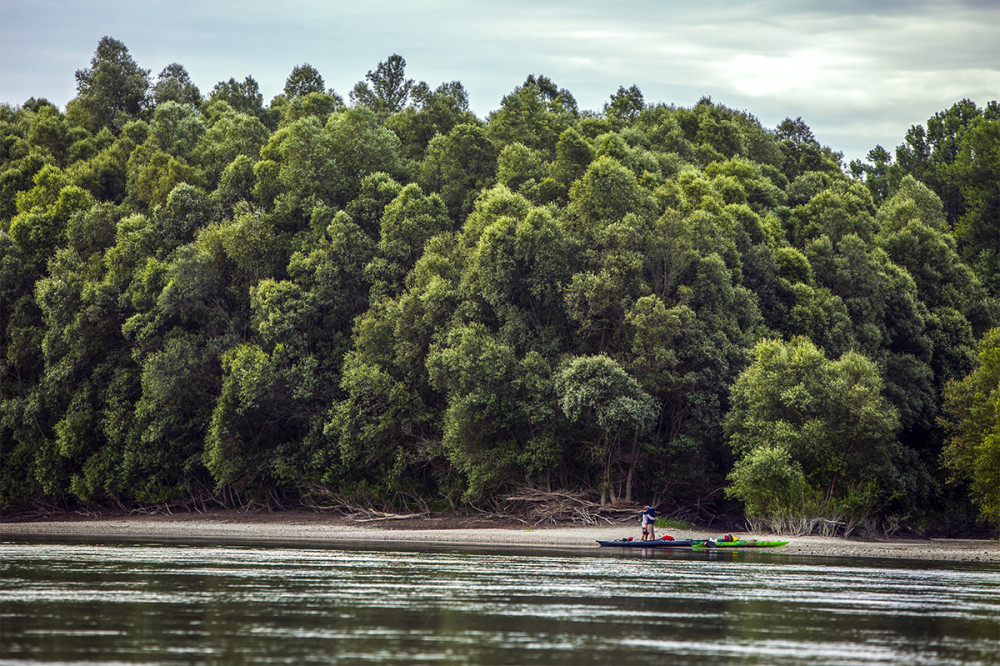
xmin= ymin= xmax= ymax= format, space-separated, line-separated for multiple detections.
xmin=2 ymin=513 xmax=997 ymax=563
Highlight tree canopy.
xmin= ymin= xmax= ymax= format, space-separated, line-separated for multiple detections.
xmin=1 ymin=37 xmax=997 ymax=535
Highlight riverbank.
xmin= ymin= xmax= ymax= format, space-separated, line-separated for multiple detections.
xmin=2 ymin=511 xmax=997 ymax=562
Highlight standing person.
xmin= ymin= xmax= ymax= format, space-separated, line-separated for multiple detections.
xmin=640 ymin=505 xmax=656 ymax=541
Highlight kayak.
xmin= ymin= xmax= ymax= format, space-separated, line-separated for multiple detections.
xmin=596 ymin=538 xmax=704 ymax=548
xmin=692 ymin=540 xmax=789 ymax=549
xmin=597 ymin=537 xmax=790 ymax=549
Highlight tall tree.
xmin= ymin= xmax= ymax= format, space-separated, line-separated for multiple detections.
xmin=209 ymin=76 xmax=266 ymax=122
xmin=350 ymin=54 xmax=413 ymax=117
xmin=604 ymin=85 xmax=645 ymax=127
xmin=67 ymin=37 xmax=151 ymax=134
xmin=151 ymin=63 xmax=202 ymax=108
xmin=555 ymin=355 xmax=658 ymax=505
xmin=283 ymin=63 xmax=326 ymax=100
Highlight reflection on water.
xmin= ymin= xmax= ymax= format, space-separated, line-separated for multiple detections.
xmin=1 ymin=540 xmax=997 ymax=665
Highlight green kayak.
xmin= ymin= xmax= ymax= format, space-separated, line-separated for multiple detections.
xmin=692 ymin=539 xmax=789 ymax=549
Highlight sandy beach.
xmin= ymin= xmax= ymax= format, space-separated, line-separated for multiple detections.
xmin=2 ymin=512 xmax=997 ymax=563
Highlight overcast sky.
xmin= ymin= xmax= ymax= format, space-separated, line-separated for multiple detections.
xmin=2 ymin=0 xmax=997 ymax=162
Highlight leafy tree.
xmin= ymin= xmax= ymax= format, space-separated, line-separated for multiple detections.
xmin=1 ymin=149 xmax=48 ymax=221
xmin=368 ymin=183 xmax=450 ymax=299
xmin=208 ymin=76 xmax=266 ymax=122
xmin=64 ymin=121 xmax=142 ymax=204
xmin=257 ymin=116 xmax=339 ymax=216
xmin=0 ymin=233 xmax=47 ymax=509
xmin=147 ymin=101 xmax=205 ymax=161
xmin=551 ymin=127 xmax=594 ymax=188
xmin=284 ymin=63 xmax=326 ymax=99
xmin=215 ymin=155 xmax=256 ymax=213
xmin=67 ymin=37 xmax=150 ymax=133
xmin=893 ymin=99 xmax=991 ymax=224
xmin=775 ymin=116 xmax=840 ymax=180
xmin=66 ymin=202 xmax=118 ymax=259
xmin=125 ymin=332 xmax=217 ymax=504
xmin=487 ymin=76 xmax=577 ymax=155
xmin=274 ymin=91 xmax=345 ymax=127
xmin=427 ymin=324 xmax=531 ymax=498
xmin=725 ymin=445 xmax=813 ymax=526
xmin=725 ymin=337 xmax=902 ymax=533
xmin=950 ymin=116 xmax=999 ymax=270
xmin=125 ymin=145 xmax=202 ymax=209
xmin=787 ymin=180 xmax=877 ymax=248
xmin=386 ymin=81 xmax=477 ymax=159
xmin=152 ymin=63 xmax=202 ymax=108
xmin=465 ymin=204 xmax=574 ymax=350
xmin=193 ymin=106 xmax=270 ymax=187
xmin=8 ymin=165 xmax=94 ymax=268
xmin=22 ymin=103 xmax=80 ymax=167
xmin=939 ymin=328 xmax=1000 ymax=529
xmin=555 ymin=355 xmax=658 ymax=504
xmin=878 ymin=176 xmax=988 ymax=323
xmin=568 ymin=156 xmax=648 ymax=227
xmin=848 ymin=145 xmax=899 ymax=206
xmin=690 ymin=99 xmax=746 ymax=163
xmin=259 ymin=108 xmax=406 ymax=219
xmin=205 ymin=343 xmax=300 ymax=504
xmin=344 ymin=172 xmax=404 ymax=239
xmin=325 ymin=107 xmax=408 ymax=206
xmin=325 ymin=238 xmax=461 ymax=499
xmin=350 ymin=54 xmax=413 ymax=117
xmin=496 ymin=142 xmax=548 ymax=194
xmin=705 ymin=158 xmax=786 ymax=214
xmin=156 ymin=183 xmax=220 ymax=246
xmin=604 ymin=85 xmax=645 ymax=127
xmin=420 ymin=123 xmax=497 ymax=219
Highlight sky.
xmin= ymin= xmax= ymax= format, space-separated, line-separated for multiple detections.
xmin=1 ymin=0 xmax=997 ymax=163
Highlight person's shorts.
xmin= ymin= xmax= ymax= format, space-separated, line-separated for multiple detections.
xmin=642 ymin=526 xmax=648 ymax=535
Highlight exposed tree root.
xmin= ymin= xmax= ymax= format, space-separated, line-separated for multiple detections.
xmin=501 ymin=488 xmax=641 ymax=526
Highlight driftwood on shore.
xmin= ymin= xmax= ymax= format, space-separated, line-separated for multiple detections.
xmin=354 ymin=512 xmax=429 ymax=523
xmin=501 ymin=488 xmax=639 ymax=526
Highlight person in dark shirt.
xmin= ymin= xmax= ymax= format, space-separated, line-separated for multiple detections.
xmin=640 ymin=505 xmax=656 ymax=540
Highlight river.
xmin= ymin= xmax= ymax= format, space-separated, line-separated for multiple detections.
xmin=1 ymin=539 xmax=997 ymax=664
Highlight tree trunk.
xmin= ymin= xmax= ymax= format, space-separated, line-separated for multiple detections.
xmin=624 ymin=429 xmax=640 ymax=503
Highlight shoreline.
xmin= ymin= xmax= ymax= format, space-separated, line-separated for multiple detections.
xmin=2 ymin=512 xmax=997 ymax=563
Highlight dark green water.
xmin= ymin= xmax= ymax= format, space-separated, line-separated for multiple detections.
xmin=1 ymin=540 xmax=997 ymax=665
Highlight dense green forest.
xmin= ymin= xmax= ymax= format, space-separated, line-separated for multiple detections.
xmin=2 ymin=37 xmax=998 ymax=534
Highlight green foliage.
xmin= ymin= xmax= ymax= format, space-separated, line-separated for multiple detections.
xmin=725 ymin=337 xmax=903 ymax=534
xmin=152 ymin=63 xmax=202 ymax=108
xmin=350 ymin=55 xmax=413 ymax=118
xmin=569 ymin=156 xmax=647 ymax=226
xmin=283 ymin=64 xmax=326 ymax=100
xmin=194 ymin=107 xmax=269 ymax=186
xmin=68 ymin=36 xmax=151 ymax=133
xmin=487 ymin=76 xmax=577 ymax=155
xmin=555 ymin=355 xmax=658 ymax=504
xmin=1 ymin=37 xmax=995 ymax=529
xmin=605 ymin=85 xmax=645 ymax=127
xmin=420 ymin=123 xmax=497 ymax=219
xmin=208 ymin=76 xmax=265 ymax=122
xmin=726 ymin=445 xmax=813 ymax=519
xmin=939 ymin=328 xmax=1000 ymax=528
xmin=385 ymin=81 xmax=476 ymax=159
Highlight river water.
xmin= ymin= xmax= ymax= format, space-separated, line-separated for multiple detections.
xmin=1 ymin=539 xmax=997 ymax=665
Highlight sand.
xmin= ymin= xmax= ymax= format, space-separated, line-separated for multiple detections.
xmin=2 ymin=512 xmax=997 ymax=563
